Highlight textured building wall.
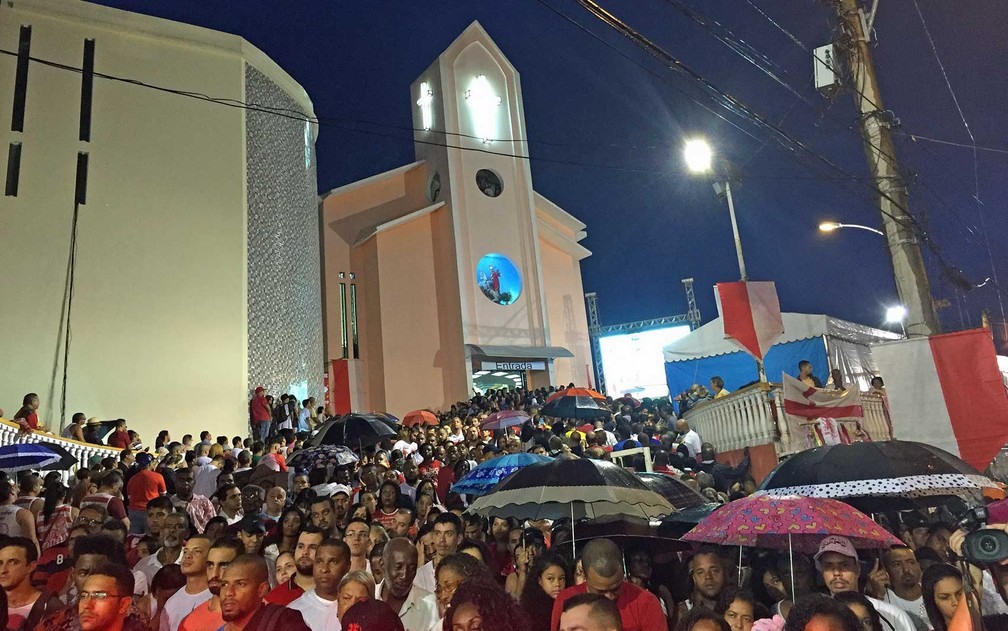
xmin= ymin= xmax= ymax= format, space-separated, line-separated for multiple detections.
xmin=245 ymin=64 xmax=324 ymax=402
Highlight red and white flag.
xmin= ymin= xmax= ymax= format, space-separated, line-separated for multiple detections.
xmin=782 ymin=372 xmax=864 ymax=420
xmin=871 ymin=329 xmax=1008 ymax=471
xmin=715 ymin=281 xmax=783 ymax=361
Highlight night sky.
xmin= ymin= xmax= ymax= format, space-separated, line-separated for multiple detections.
xmin=89 ymin=0 xmax=1008 ymax=341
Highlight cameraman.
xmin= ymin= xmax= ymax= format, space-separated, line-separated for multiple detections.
xmin=948 ymin=526 xmax=1008 ymax=618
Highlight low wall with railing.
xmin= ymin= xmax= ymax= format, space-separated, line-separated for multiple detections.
xmin=683 ymin=384 xmax=892 ymax=458
xmin=0 ymin=418 xmax=121 ymax=472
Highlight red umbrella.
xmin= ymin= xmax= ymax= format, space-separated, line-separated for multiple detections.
xmin=480 ymin=410 xmax=529 ymax=431
xmin=545 ymin=387 xmax=606 ymax=403
xmin=402 ymin=410 xmax=439 ymax=428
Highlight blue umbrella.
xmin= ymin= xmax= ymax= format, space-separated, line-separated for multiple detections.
xmin=451 ymin=453 xmax=552 ymax=497
xmin=0 ymin=442 xmax=77 ymax=473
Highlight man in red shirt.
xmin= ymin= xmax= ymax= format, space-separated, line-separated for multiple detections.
xmin=13 ymin=392 xmax=44 ymax=432
xmin=107 ymin=419 xmax=131 ymax=449
xmin=551 ymin=538 xmax=666 ymax=631
xmin=249 ymin=387 xmax=271 ymax=443
xmin=125 ymin=453 xmax=166 ymax=534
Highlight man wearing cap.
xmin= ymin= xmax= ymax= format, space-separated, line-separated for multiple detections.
xmin=815 ymin=535 xmax=916 ymax=631
xmin=126 ymin=452 xmax=167 ymax=535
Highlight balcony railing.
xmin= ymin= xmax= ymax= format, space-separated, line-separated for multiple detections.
xmin=683 ymin=384 xmax=892 ymax=458
xmin=0 ymin=419 xmax=121 ymax=473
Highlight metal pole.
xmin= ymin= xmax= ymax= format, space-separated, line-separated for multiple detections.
xmin=723 ymin=180 xmax=748 ymax=282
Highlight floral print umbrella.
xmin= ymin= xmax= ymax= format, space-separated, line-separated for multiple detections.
xmin=681 ymin=493 xmax=902 ymax=553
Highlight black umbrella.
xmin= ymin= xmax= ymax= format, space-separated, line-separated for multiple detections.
xmin=758 ymin=440 xmax=1001 ymax=512
xmin=305 ymin=413 xmax=396 ymax=449
xmin=466 ymin=455 xmax=672 ymax=522
xmin=656 ymin=503 xmax=721 ymax=538
xmin=636 ymin=472 xmax=708 ymax=511
xmin=540 ymin=395 xmax=611 ymax=420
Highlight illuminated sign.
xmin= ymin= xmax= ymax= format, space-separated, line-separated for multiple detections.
xmin=481 ymin=361 xmax=546 ymax=371
xmin=464 ymin=74 xmax=501 ymax=143
xmin=416 ymin=81 xmax=434 ymax=131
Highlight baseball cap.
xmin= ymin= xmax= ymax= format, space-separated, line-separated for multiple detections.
xmin=814 ymin=535 xmax=858 ymax=569
xmin=239 ymin=515 xmax=266 ymax=535
xmin=135 ymin=452 xmax=154 ymax=467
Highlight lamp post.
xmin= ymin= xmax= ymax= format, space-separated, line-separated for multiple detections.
xmin=818 ymin=221 xmax=884 ymax=237
xmin=685 ymin=139 xmax=748 ymax=281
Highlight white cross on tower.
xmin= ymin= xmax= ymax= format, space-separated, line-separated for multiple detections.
xmin=416 ymin=82 xmax=434 ymax=131
xmin=464 ymin=74 xmax=502 ymax=144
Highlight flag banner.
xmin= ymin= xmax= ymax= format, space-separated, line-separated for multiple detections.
xmin=715 ymin=281 xmax=783 ymax=361
xmin=782 ymin=372 xmax=864 ymax=420
xmin=872 ymin=329 xmax=1008 ymax=471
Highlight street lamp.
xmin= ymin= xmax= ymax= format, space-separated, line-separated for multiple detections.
xmin=684 ymin=138 xmax=747 ymax=281
xmin=886 ymin=305 xmax=908 ymax=337
xmin=818 ymin=221 xmax=884 ymax=236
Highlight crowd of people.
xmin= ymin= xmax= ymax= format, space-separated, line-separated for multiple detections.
xmin=0 ymin=381 xmax=1002 ymax=631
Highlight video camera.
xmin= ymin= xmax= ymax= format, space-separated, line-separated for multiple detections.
xmin=957 ymin=498 xmax=1008 ymax=565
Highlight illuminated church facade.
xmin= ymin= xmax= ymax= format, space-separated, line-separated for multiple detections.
xmin=321 ymin=22 xmax=594 ymax=416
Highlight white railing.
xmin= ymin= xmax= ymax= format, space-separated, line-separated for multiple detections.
xmin=684 ymin=385 xmax=893 ymax=458
xmin=0 ymin=419 xmax=121 ymax=474
xmin=683 ymin=383 xmax=779 ymax=453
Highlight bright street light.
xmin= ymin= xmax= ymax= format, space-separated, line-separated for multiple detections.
xmin=885 ymin=305 xmax=907 ymax=323
xmin=818 ymin=221 xmax=884 ymax=236
xmin=683 ymin=139 xmax=713 ymax=173
xmin=886 ymin=305 xmax=908 ymax=336
xmin=684 ymin=139 xmax=747 ymax=281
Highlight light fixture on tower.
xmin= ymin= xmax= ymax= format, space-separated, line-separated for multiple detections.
xmin=464 ymin=74 xmax=501 ymax=144
xmin=416 ymin=82 xmax=434 ymax=131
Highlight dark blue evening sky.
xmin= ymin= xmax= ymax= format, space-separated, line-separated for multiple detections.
xmin=88 ymin=0 xmax=1008 ymax=344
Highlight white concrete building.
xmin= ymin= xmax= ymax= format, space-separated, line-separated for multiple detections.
xmin=0 ymin=0 xmax=322 ymax=440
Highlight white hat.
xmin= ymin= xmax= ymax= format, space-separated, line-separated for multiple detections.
xmin=814 ymin=535 xmax=859 ymax=570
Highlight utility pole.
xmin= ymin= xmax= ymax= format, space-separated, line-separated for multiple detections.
xmin=834 ymin=0 xmax=940 ymax=337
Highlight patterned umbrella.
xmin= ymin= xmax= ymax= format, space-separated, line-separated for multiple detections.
xmin=758 ymin=440 xmax=1002 ymax=511
xmin=288 ymin=444 xmax=359 ymax=471
xmin=451 ymin=452 xmax=552 ymax=497
xmin=466 ymin=456 xmax=673 ymax=521
xmin=402 ymin=410 xmax=439 ymax=428
xmin=480 ymin=410 xmax=530 ymax=431
xmin=0 ymin=442 xmax=77 ymax=473
xmin=540 ymin=396 xmax=611 ymax=421
xmin=545 ymin=387 xmax=606 ymax=403
xmin=681 ymin=493 xmax=903 ymax=553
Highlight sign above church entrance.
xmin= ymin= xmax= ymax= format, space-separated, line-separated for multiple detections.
xmin=480 ymin=361 xmax=546 ymax=371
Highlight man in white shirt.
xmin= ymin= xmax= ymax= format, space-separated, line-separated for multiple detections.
xmin=878 ymin=546 xmax=928 ymax=626
xmin=815 ymin=536 xmax=916 ymax=631
xmin=414 ymin=513 xmax=461 ymax=594
xmin=192 ymin=455 xmax=222 ymax=498
xmin=675 ymin=420 xmax=703 ymax=460
xmin=378 ymin=538 xmax=438 ymax=631
xmin=289 ymin=539 xmax=350 ymax=631
xmin=160 ymin=536 xmax=212 ymax=631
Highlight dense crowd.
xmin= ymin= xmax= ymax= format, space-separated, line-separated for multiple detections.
xmin=0 ymin=383 xmax=1004 ymax=631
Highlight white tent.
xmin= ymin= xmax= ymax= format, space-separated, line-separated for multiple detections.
xmin=663 ymin=312 xmax=900 ymax=393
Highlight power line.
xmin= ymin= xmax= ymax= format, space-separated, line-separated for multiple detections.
xmin=912 ymin=0 xmax=1005 ymax=324
xmin=566 ymin=0 xmax=976 ymax=286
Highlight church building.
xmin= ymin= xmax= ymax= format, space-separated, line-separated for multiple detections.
xmin=321 ymin=22 xmax=594 ymax=416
